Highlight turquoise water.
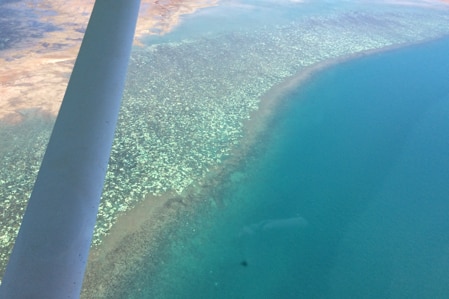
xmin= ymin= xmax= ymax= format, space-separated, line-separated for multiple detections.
xmin=126 ymin=36 xmax=449 ymax=298
xmin=142 ymin=1 xmax=340 ymax=44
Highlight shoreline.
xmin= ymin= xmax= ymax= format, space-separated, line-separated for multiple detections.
xmin=79 ymin=36 xmax=444 ymax=298
xmin=2 ymin=1 xmax=449 ymax=289
xmin=0 ymin=0 xmax=218 ymax=123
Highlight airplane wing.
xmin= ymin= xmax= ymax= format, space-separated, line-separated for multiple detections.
xmin=0 ymin=0 xmax=140 ymax=298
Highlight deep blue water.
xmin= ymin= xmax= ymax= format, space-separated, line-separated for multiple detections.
xmin=128 ymin=37 xmax=449 ymax=298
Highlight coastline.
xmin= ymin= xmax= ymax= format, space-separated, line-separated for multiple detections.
xmin=0 ymin=0 xmax=219 ymax=280
xmin=2 ymin=0 xmax=449 ymax=289
xmin=0 ymin=0 xmax=218 ymax=123
xmin=79 ymin=36 xmax=446 ymax=298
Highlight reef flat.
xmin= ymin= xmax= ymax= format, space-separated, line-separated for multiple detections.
xmin=83 ymin=6 xmax=449 ymax=298
xmin=1 ymin=3 xmax=449 ymax=287
xmin=95 ymin=7 xmax=449 ymax=244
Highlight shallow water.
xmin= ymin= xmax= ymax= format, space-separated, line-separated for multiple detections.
xmin=126 ymin=37 xmax=449 ymax=298
xmin=2 ymin=0 xmax=449 ymax=294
